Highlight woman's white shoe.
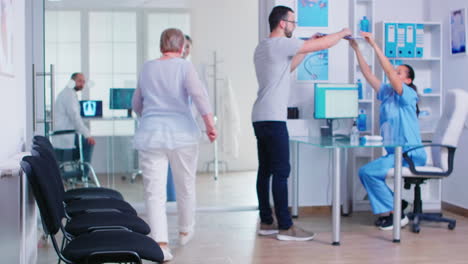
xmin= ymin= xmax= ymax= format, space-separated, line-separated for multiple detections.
xmin=161 ymin=246 xmax=173 ymax=262
xmin=179 ymin=232 xmax=194 ymax=246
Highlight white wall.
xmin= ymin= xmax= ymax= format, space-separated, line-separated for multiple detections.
xmin=428 ymin=0 xmax=468 ymax=210
xmin=0 ymin=0 xmax=26 ymax=161
xmin=375 ymin=0 xmax=427 ymax=22
xmin=190 ymin=0 xmax=259 ymax=172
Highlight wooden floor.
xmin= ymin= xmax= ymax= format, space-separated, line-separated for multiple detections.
xmin=37 ymin=172 xmax=468 ymax=264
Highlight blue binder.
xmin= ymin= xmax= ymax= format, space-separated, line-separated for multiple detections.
xmin=397 ymin=23 xmax=406 ymax=57
xmin=385 ymin=23 xmax=397 ymax=57
xmin=415 ymin=24 xmax=424 ymax=58
xmin=404 ymin=24 xmax=415 ymax=57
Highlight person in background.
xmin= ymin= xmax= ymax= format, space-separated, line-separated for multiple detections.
xmin=253 ymin=5 xmax=351 ymax=241
xmin=54 ymin=73 xmax=96 ymax=177
xmin=133 ymin=28 xmax=216 ymax=261
xmin=182 ymin=34 xmax=192 ymax=59
xmin=349 ymin=31 xmax=426 ymax=230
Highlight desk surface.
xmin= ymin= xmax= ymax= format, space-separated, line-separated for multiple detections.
xmin=289 ymin=136 xmax=423 ymax=149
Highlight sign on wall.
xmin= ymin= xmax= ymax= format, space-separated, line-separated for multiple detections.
xmin=0 ymin=0 xmax=14 ymax=77
xmin=450 ymin=8 xmax=467 ymax=56
xmin=297 ymin=38 xmax=329 ymax=81
xmin=297 ymin=0 xmax=328 ymax=27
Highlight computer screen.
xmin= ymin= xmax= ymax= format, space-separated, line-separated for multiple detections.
xmin=109 ymin=88 xmax=135 ymax=110
xmin=314 ymin=83 xmax=359 ymax=119
xmin=80 ymin=100 xmax=103 ymax=118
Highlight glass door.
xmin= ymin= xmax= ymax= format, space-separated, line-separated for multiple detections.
xmin=41 ymin=0 xmax=191 ymax=204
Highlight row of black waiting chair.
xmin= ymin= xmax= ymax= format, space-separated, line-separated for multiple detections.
xmin=21 ymin=135 xmax=164 ymax=264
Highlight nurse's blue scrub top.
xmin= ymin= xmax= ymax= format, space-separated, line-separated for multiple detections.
xmin=377 ymin=83 xmax=426 ymax=163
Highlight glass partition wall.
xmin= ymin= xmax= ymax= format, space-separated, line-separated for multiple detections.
xmin=44 ymin=2 xmax=191 ymax=204
xmin=43 ymin=0 xmax=258 ymax=210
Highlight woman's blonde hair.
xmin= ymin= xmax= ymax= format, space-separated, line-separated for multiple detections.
xmin=160 ymin=28 xmax=185 ymax=53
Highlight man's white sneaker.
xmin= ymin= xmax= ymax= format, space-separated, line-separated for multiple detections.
xmin=276 ymin=226 xmax=315 ymax=241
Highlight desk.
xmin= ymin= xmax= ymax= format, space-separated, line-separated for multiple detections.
xmin=289 ymin=136 xmax=422 ymax=245
xmin=85 ymin=116 xmax=138 ymax=186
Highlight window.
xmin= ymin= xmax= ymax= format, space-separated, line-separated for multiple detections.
xmin=147 ymin=12 xmax=190 ymax=60
xmin=45 ymin=11 xmax=81 ymax=100
xmin=44 ymin=10 xmax=190 ymax=135
xmin=89 ymin=11 xmax=137 ymax=118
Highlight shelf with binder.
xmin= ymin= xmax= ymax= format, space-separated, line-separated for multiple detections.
xmin=379 ymin=21 xmax=442 ymax=60
xmin=378 ymin=21 xmax=443 ymax=135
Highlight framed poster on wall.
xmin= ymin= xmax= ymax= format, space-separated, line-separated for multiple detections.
xmin=0 ymin=0 xmax=14 ymax=77
xmin=450 ymin=8 xmax=467 ymax=55
xmin=296 ymin=37 xmax=329 ymax=82
xmin=297 ymin=0 xmax=328 ymax=27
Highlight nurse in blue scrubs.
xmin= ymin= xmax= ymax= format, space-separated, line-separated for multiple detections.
xmin=349 ymin=32 xmax=427 ymax=230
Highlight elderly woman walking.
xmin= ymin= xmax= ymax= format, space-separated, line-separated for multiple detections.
xmin=132 ymin=28 xmax=217 ymax=261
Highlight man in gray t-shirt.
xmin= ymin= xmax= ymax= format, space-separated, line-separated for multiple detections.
xmin=253 ymin=5 xmax=351 ymax=241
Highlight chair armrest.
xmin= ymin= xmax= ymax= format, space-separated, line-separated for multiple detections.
xmin=403 ymin=144 xmax=456 ymax=177
xmin=49 ymin=130 xmax=77 ymax=136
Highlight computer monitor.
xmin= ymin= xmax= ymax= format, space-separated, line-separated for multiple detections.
xmin=314 ymin=83 xmax=359 ymax=136
xmin=80 ymin=100 xmax=103 ymax=118
xmin=109 ymin=88 xmax=135 ymax=117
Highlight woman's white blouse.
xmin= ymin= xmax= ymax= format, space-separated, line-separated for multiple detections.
xmin=132 ymin=58 xmax=212 ymax=150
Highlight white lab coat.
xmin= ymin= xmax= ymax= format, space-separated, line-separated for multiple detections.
xmin=53 ymin=85 xmax=91 ymax=149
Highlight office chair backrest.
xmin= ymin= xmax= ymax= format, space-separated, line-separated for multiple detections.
xmin=33 ymin=135 xmax=54 ymax=149
xmin=21 ymin=156 xmax=65 ymax=236
xmin=432 ymin=89 xmax=468 ymax=170
xmin=33 ymin=136 xmax=59 ymax=160
xmin=31 ymin=146 xmax=66 ymax=199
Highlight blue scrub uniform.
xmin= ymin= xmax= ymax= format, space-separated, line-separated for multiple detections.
xmin=359 ymin=83 xmax=427 ymax=215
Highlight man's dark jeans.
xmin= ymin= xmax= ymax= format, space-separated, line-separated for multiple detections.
xmin=55 ymin=135 xmax=94 ymax=180
xmin=253 ymin=121 xmax=292 ymax=230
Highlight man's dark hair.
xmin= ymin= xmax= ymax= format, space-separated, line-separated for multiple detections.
xmin=269 ymin=6 xmax=294 ymax=32
xmin=185 ymin=34 xmax=192 ymax=44
xmin=70 ymin=72 xmax=82 ymax=80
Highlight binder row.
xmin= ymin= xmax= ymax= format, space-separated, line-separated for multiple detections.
xmin=385 ymin=23 xmax=424 ymax=58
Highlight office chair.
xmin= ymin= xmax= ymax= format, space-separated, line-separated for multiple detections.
xmin=48 ymin=130 xmax=100 ymax=187
xmin=395 ymin=89 xmax=468 ymax=233
xmin=30 ymin=145 xmax=137 ymax=218
xmin=21 ymin=155 xmax=164 ymax=264
xmin=33 ymin=135 xmax=124 ymax=202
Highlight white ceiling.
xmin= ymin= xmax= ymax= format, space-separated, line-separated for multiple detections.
xmin=45 ymin=0 xmax=189 ymax=9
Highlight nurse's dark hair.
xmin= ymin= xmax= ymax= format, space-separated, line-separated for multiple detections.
xmin=269 ymin=6 xmax=294 ymax=32
xmin=402 ymin=64 xmax=420 ymax=116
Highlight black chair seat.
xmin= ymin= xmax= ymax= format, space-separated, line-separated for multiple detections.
xmin=65 ymin=212 xmax=150 ymax=237
xmin=63 ymin=230 xmax=164 ymax=263
xmin=64 ymin=187 xmax=124 ymax=203
xmin=66 ymin=198 xmax=137 ymax=217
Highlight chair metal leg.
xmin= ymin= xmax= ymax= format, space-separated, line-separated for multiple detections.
xmin=84 ymin=162 xmax=100 ymax=187
xmin=130 ymin=170 xmax=142 ymax=183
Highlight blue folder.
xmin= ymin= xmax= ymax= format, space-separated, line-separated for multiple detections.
xmin=397 ymin=23 xmax=406 ymax=57
xmin=385 ymin=23 xmax=397 ymax=57
xmin=415 ymin=24 xmax=424 ymax=58
xmin=404 ymin=24 xmax=415 ymax=57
